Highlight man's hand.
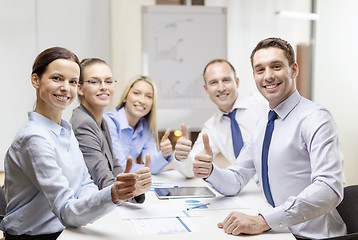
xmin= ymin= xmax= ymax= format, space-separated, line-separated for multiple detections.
xmin=193 ymin=133 xmax=213 ymax=178
xmin=217 ymin=211 xmax=271 ymax=235
xmin=111 ymin=158 xmax=137 ymax=203
xmin=160 ymin=128 xmax=173 ymax=159
xmin=133 ymin=153 xmax=152 ymax=196
xmin=174 ymin=123 xmax=192 ymax=161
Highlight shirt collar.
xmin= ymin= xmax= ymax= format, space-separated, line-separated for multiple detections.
xmin=118 ymin=107 xmax=145 ymax=133
xmin=219 ymin=96 xmax=248 ymax=116
xmin=79 ymin=104 xmax=104 ymax=128
xmin=273 ymin=90 xmax=301 ymax=120
xmin=28 ymin=111 xmax=71 ymax=136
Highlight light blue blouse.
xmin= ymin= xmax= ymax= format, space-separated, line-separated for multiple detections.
xmin=104 ymin=107 xmax=171 ymax=175
xmin=0 ymin=112 xmax=116 ymax=235
xmin=206 ymin=91 xmax=346 ymax=239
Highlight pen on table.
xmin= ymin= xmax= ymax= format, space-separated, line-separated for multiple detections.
xmin=186 ymin=203 xmax=210 ymax=210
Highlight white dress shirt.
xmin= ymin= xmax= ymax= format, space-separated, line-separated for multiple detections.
xmin=206 ymin=91 xmax=346 ymax=239
xmin=0 ymin=112 xmax=116 ymax=235
xmin=174 ymin=94 xmax=267 ymax=178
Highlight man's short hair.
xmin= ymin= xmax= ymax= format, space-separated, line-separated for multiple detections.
xmin=202 ymin=59 xmax=236 ymax=83
xmin=250 ymin=37 xmax=295 ymax=67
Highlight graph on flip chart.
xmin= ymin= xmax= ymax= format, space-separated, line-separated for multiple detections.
xmin=142 ymin=6 xmax=227 ymax=108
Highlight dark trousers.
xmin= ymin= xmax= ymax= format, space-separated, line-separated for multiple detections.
xmin=5 ymin=231 xmax=62 ymax=240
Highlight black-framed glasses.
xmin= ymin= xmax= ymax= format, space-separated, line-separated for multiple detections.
xmin=84 ymin=79 xmax=117 ymax=86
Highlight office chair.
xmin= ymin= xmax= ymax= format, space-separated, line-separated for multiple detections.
xmin=0 ymin=186 xmax=5 ymax=240
xmin=0 ymin=186 xmax=5 ymax=221
xmin=317 ymin=185 xmax=358 ymax=240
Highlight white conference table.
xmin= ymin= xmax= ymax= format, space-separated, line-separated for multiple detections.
xmin=58 ymin=170 xmax=295 ymax=240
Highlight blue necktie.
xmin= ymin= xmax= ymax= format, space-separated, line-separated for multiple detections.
xmin=262 ymin=110 xmax=277 ymax=207
xmin=224 ymin=109 xmax=244 ymax=158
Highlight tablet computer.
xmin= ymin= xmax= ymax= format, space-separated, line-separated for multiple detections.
xmin=154 ymin=187 xmax=216 ymax=199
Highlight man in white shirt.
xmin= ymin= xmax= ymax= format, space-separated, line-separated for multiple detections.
xmin=173 ymin=59 xmax=267 ymax=178
xmin=193 ymin=38 xmax=346 ymax=239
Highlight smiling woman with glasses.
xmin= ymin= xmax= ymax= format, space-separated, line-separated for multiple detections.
xmin=70 ymin=58 xmax=151 ymax=204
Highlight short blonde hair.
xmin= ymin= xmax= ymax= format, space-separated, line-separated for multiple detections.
xmin=117 ymin=75 xmax=159 ymax=150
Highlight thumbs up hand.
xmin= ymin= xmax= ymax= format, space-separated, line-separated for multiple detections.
xmin=193 ymin=134 xmax=213 ymax=178
xmin=111 ymin=157 xmax=137 ymax=203
xmin=124 ymin=157 xmax=133 ymax=173
xmin=144 ymin=153 xmax=151 ymax=168
xmin=134 ymin=153 xmax=152 ymax=196
xmin=160 ymin=128 xmax=173 ymax=159
xmin=174 ymin=123 xmax=193 ymax=161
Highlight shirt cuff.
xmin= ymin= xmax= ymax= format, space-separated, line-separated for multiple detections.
xmin=172 ymin=150 xmax=179 ymax=162
xmin=204 ymin=164 xmax=220 ymax=183
xmin=104 ymin=185 xmax=122 ymax=206
xmin=260 ymin=205 xmax=288 ymax=230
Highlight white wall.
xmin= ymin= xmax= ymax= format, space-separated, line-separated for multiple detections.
xmin=314 ymin=0 xmax=358 ymax=184
xmin=0 ymin=0 xmax=37 ymax=172
xmin=0 ymin=0 xmax=110 ymax=171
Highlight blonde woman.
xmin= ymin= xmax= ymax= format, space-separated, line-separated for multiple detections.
xmin=104 ymin=76 xmax=172 ymax=175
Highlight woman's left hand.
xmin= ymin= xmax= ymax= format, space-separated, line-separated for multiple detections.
xmin=160 ymin=128 xmax=173 ymax=158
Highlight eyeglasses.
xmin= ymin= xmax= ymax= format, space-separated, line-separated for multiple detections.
xmin=84 ymin=79 xmax=117 ymax=86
